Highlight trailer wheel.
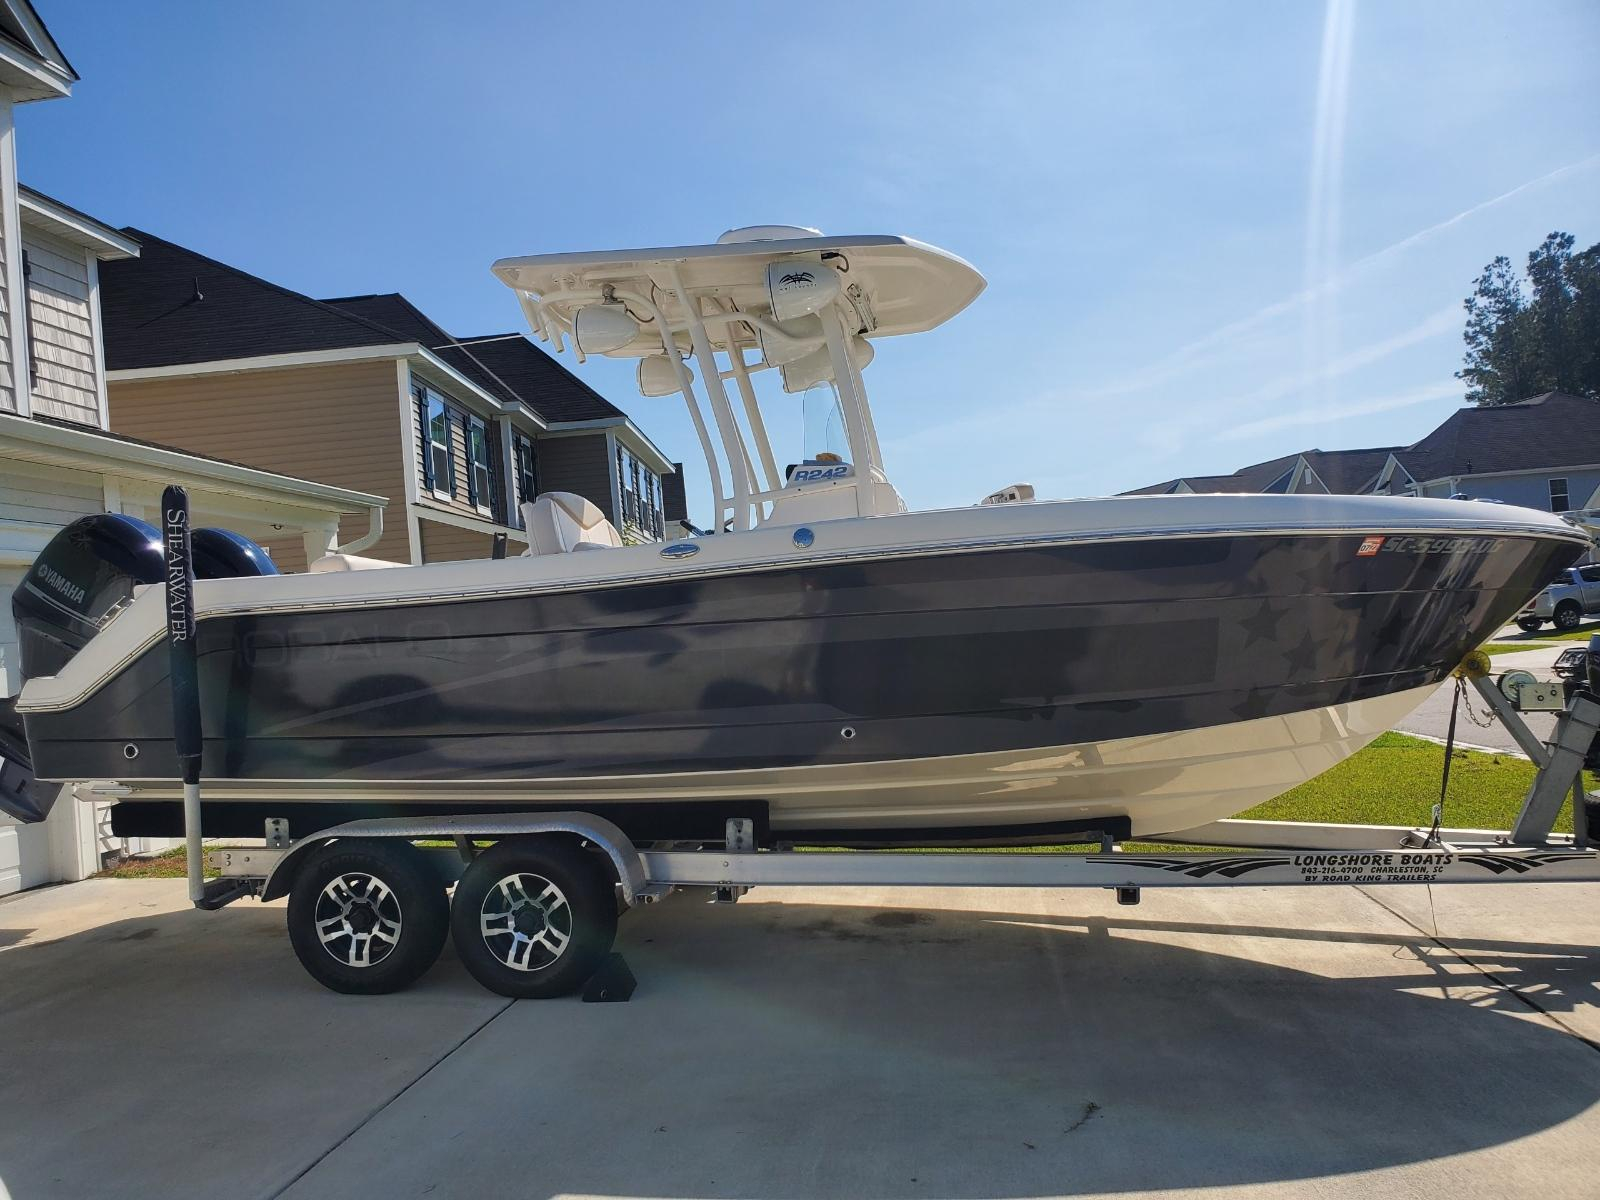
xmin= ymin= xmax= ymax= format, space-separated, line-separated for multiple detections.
xmin=449 ymin=837 xmax=617 ymax=999
xmin=1555 ymin=602 xmax=1583 ymax=631
xmin=286 ymin=840 xmax=449 ymax=995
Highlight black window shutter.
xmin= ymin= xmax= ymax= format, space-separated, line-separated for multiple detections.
xmin=417 ymin=393 xmax=434 ymax=492
xmin=465 ymin=418 xmax=480 ymax=508
xmin=487 ymin=419 xmax=505 ymax=522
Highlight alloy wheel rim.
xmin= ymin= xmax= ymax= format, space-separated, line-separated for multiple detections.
xmin=315 ymin=871 xmax=403 ymax=968
xmin=479 ymin=872 xmax=572 ymax=972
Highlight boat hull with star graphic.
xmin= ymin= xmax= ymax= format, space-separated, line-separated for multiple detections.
xmin=15 ymin=493 xmax=1585 ymax=845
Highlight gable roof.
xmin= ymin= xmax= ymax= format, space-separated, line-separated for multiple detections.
xmin=1123 ymin=445 xmax=1399 ymax=497
xmin=1393 ymin=392 xmax=1600 ymax=482
xmin=0 ymin=0 xmax=76 ymax=100
xmin=101 ymin=230 xmax=407 ymax=371
xmin=447 ymin=333 xmax=625 ymax=424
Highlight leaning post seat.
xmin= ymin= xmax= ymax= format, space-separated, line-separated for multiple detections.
xmin=520 ymin=493 xmax=624 ymax=555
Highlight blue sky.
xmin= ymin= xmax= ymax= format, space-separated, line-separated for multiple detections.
xmin=19 ymin=1 xmax=1600 ymax=516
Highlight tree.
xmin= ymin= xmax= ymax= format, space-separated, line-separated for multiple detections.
xmin=1458 ymin=231 xmax=1600 ymax=405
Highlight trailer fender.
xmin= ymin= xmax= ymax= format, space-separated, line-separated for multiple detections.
xmin=259 ymin=811 xmax=652 ymax=905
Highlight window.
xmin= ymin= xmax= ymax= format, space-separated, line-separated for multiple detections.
xmin=613 ymin=443 xmax=663 ymax=538
xmin=414 ymin=385 xmax=455 ymax=498
xmin=1579 ymin=566 xmax=1600 ymax=584
xmin=465 ymin=414 xmax=493 ymax=514
xmin=1550 ymin=478 xmax=1570 ymax=513
xmin=512 ymin=433 xmax=537 ymax=520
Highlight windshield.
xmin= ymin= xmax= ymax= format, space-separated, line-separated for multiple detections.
xmin=801 ymin=382 xmax=849 ymax=465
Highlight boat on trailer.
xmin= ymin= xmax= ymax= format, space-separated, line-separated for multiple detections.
xmin=2 ymin=225 xmax=1597 ymax=1000
xmin=2 ymin=226 xmax=1591 ymax=848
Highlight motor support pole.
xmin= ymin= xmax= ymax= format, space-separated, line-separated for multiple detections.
xmin=161 ymin=485 xmax=205 ymax=907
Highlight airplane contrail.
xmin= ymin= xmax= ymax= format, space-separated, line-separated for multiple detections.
xmin=1090 ymin=149 xmax=1600 ymax=400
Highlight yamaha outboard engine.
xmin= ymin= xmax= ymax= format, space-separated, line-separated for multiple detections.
xmin=0 ymin=513 xmax=277 ymax=824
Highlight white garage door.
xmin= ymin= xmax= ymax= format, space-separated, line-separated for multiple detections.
xmin=1 ymin=564 xmax=52 ymax=895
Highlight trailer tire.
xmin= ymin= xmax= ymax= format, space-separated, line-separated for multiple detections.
xmin=449 ymin=837 xmax=617 ymax=999
xmin=286 ymin=840 xmax=449 ymax=995
xmin=1516 ymin=618 xmax=1544 ymax=633
xmin=1555 ymin=602 xmax=1583 ymax=631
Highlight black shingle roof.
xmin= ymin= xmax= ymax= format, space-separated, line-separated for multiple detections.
xmin=449 ymin=334 xmax=625 ymax=424
xmin=1302 ymin=447 xmax=1399 ymax=494
xmin=101 ymin=231 xmax=404 ymax=371
xmin=1393 ymin=393 xmax=1600 ymax=482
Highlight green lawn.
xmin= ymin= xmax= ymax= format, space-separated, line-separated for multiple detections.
xmin=1483 ymin=641 xmax=1554 ymax=656
xmin=1494 ymin=621 xmax=1600 ymax=643
xmin=1540 ymin=625 xmax=1600 ymax=642
xmin=97 ymin=732 xmax=1571 ymax=878
xmin=1235 ymin=730 xmax=1576 ymax=833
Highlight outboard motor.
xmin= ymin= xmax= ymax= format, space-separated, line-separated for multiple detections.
xmin=0 ymin=513 xmax=277 ymax=824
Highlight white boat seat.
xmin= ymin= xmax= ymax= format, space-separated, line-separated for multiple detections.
xmin=308 ymin=553 xmax=403 ymax=573
xmin=521 ymin=493 xmax=624 ymax=555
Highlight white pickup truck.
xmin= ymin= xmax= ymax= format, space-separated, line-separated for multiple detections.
xmin=1517 ymin=564 xmax=1600 ymax=632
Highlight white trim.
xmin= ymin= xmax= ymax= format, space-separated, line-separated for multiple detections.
xmin=604 ymin=429 xmax=621 ymax=524
xmin=18 ymin=190 xmax=139 ymax=259
xmin=497 ymin=413 xmax=517 ymax=526
xmin=0 ymin=93 xmax=29 ymax=418
xmin=0 ymin=35 xmax=73 ymax=103
xmin=0 ymin=410 xmax=385 ymax=511
xmin=86 ymin=249 xmax=109 ymax=428
xmin=107 ymin=342 xmax=418 ymax=382
xmin=0 ymin=0 xmax=75 ymax=85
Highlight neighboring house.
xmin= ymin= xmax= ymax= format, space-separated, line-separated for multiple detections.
xmin=1126 ymin=393 xmax=1600 ymax=515
xmin=0 ymin=3 xmax=388 ymax=894
xmin=100 ymin=232 xmax=675 ymax=567
xmin=1366 ymin=393 xmax=1600 ymax=513
xmin=1126 ymin=446 xmax=1400 ymax=497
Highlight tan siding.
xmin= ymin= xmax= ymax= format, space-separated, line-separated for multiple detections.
xmin=259 ymin=535 xmax=309 ymax=575
xmin=418 ymin=517 xmax=493 ymax=563
xmin=108 ymin=359 xmax=409 ymax=563
xmin=537 ymin=433 xmax=616 ymax=522
xmin=22 ymin=229 xmax=97 ymax=425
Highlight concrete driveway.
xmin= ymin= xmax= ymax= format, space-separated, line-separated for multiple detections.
xmin=2 ymin=877 xmax=1598 ymax=1200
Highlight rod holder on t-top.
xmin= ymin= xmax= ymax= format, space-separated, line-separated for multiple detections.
xmin=161 ymin=485 xmax=205 ymax=906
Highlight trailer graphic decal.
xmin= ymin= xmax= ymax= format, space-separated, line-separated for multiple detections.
xmin=1108 ymin=851 xmax=1599 ymax=885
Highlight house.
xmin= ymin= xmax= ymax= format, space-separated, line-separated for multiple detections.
xmin=0 ymin=4 xmax=388 ymax=894
xmin=1366 ymin=393 xmax=1600 ymax=512
xmin=1125 ymin=393 xmax=1600 ymax=514
xmin=1126 ymin=446 xmax=1400 ymax=497
xmin=99 ymin=232 xmax=676 ymax=568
